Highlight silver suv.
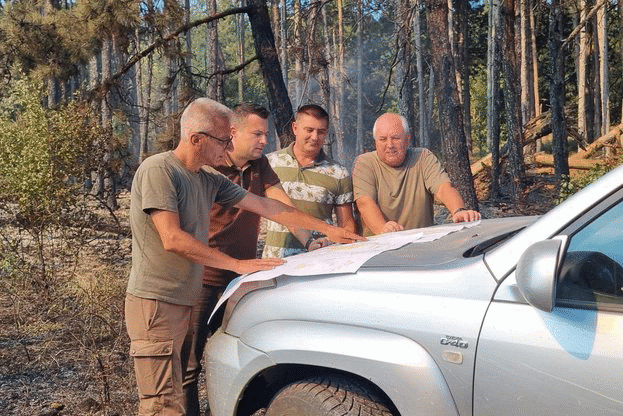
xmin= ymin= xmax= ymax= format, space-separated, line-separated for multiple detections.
xmin=206 ymin=165 xmax=623 ymax=416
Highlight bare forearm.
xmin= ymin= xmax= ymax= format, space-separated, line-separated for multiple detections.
xmin=241 ymin=194 xmax=333 ymax=235
xmin=336 ymin=204 xmax=357 ymax=234
xmin=161 ymin=228 xmax=241 ymax=271
xmin=265 ymin=185 xmax=313 ymax=246
xmin=356 ymin=197 xmax=387 ymax=235
xmin=436 ymin=182 xmax=481 ymax=223
xmin=152 ymin=209 xmax=283 ymax=274
xmin=436 ymin=182 xmax=466 ymax=214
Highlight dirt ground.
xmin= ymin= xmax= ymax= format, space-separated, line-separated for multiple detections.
xmin=0 ymin=168 xmax=559 ymax=416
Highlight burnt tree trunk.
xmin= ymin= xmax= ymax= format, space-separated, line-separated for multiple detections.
xmin=501 ymin=0 xmax=526 ymax=197
xmin=396 ymin=0 xmax=416 ymax=146
xmin=247 ymin=0 xmax=294 ymax=147
xmin=549 ymin=0 xmax=569 ymax=180
xmin=426 ymin=0 xmax=479 ymax=210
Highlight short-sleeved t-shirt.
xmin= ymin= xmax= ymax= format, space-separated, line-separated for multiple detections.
xmin=262 ymin=143 xmax=353 ymax=258
xmin=352 ymin=148 xmax=449 ymax=234
xmin=126 ymin=151 xmax=247 ymax=306
xmin=203 ymin=155 xmax=280 ymax=287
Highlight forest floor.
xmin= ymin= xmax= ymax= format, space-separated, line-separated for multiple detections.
xmin=0 ymin=166 xmax=561 ymax=416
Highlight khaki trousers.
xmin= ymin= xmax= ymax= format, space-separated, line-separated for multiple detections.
xmin=125 ymin=294 xmax=194 ymax=416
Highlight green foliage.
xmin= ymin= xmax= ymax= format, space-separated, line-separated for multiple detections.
xmin=556 ymin=155 xmax=623 ymax=204
xmin=0 ymin=75 xmax=102 ymax=230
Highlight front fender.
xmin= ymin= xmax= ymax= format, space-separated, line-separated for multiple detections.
xmin=241 ymin=320 xmax=460 ymax=416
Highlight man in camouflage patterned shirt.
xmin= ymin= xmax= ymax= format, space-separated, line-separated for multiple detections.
xmin=262 ymin=104 xmax=358 ymax=258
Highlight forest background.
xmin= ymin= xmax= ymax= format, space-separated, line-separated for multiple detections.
xmin=2 ymin=0 xmax=623 ymax=415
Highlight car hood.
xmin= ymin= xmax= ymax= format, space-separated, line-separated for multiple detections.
xmin=362 ymin=216 xmax=538 ymax=269
xmin=223 ymin=217 xmax=538 ymax=337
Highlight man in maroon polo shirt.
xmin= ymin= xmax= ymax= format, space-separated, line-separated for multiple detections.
xmin=184 ymin=103 xmax=326 ymax=415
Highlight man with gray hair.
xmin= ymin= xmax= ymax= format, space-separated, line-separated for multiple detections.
xmin=353 ymin=112 xmax=480 ymax=235
xmin=183 ymin=103 xmax=329 ymax=415
xmin=125 ymin=98 xmax=363 ymax=416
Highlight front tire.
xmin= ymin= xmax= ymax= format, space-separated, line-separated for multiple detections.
xmin=265 ymin=376 xmax=395 ymax=416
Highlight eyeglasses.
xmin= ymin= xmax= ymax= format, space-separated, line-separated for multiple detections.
xmin=196 ymin=131 xmax=233 ymax=149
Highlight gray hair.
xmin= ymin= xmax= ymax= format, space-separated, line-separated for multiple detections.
xmin=372 ymin=113 xmax=410 ymax=139
xmin=180 ymin=98 xmax=232 ymax=142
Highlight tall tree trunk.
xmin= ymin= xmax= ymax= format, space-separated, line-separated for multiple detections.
xmin=396 ymin=0 xmax=416 ymax=146
xmin=520 ymin=0 xmax=534 ymax=126
xmin=238 ymin=0 xmax=246 ymax=102
xmin=144 ymin=52 xmax=154 ymax=156
xmin=530 ymin=0 xmax=542 ymax=151
xmin=487 ymin=0 xmax=502 ymax=198
xmin=455 ymin=0 xmax=472 ymax=152
xmin=135 ymin=28 xmax=148 ymax=162
xmin=294 ymin=0 xmax=304 ymax=106
xmin=280 ymin=0 xmax=288 ymax=88
xmin=337 ymin=0 xmax=345 ymax=141
xmin=272 ymin=0 xmax=279 ymax=50
xmin=426 ymin=0 xmax=479 ymax=210
xmin=356 ymin=0 xmax=364 ymax=155
xmin=530 ymin=0 xmax=540 ymax=117
xmin=247 ymin=0 xmax=295 ymax=146
xmin=427 ymin=66 xmax=436 ymax=150
xmin=501 ymin=0 xmax=526 ymax=197
xmin=102 ymin=36 xmax=118 ymax=210
xmin=43 ymin=0 xmax=58 ymax=108
xmin=597 ymin=2 xmax=609 ymax=135
xmin=592 ymin=16 xmax=602 ymax=139
xmin=182 ymin=0 xmax=193 ymax=102
xmin=88 ymin=53 xmax=101 ymax=195
xmin=122 ymin=34 xmax=140 ymax=168
xmin=207 ymin=0 xmax=224 ymax=102
xmin=578 ymin=0 xmax=590 ymax=142
xmin=320 ymin=5 xmax=338 ymax=161
xmin=415 ymin=0 xmax=429 ymax=149
xmin=550 ymin=0 xmax=569 ymax=180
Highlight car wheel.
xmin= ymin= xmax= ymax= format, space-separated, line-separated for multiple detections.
xmin=264 ymin=376 xmax=395 ymax=416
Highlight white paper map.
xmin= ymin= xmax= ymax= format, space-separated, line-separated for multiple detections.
xmin=209 ymin=221 xmax=480 ymax=322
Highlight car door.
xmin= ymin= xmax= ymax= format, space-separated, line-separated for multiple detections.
xmin=473 ymin=191 xmax=623 ymax=416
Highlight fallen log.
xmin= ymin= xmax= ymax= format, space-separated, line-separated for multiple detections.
xmin=533 ymin=153 xmax=600 ymax=171
xmin=571 ymin=123 xmax=623 ymax=160
xmin=471 ymin=123 xmax=622 ymax=176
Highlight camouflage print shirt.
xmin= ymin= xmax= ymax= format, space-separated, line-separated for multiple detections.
xmin=262 ymin=143 xmax=353 ymax=258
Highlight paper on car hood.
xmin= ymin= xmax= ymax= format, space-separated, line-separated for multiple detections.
xmin=209 ymin=222 xmax=479 ymax=322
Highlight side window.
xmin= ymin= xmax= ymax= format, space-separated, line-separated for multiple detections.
xmin=557 ymin=200 xmax=623 ymax=306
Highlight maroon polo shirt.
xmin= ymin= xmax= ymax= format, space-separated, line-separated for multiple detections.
xmin=203 ymin=154 xmax=280 ymax=287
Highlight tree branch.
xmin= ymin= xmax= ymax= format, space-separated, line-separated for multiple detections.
xmin=204 ymin=56 xmax=259 ymax=79
xmin=86 ymin=6 xmax=252 ymax=101
xmin=561 ymin=0 xmax=608 ymax=50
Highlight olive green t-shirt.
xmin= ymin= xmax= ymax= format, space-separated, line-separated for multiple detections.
xmin=126 ymin=151 xmax=247 ymax=306
xmin=352 ymin=148 xmax=450 ymax=234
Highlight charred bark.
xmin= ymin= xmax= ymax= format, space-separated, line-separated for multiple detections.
xmin=501 ymin=0 xmax=526 ymax=197
xmin=549 ymin=0 xmax=570 ymax=180
xmin=247 ymin=0 xmax=294 ymax=147
xmin=426 ymin=0 xmax=478 ymax=210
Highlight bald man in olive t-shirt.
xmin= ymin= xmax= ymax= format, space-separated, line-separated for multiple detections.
xmin=353 ymin=113 xmax=481 ymax=236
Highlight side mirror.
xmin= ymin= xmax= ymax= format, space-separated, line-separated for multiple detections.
xmin=516 ymin=239 xmax=563 ymax=312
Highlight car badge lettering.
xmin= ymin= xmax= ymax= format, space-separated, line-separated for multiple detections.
xmin=440 ymin=335 xmax=468 ymax=349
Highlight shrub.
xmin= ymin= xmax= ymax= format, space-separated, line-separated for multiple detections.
xmin=557 ymin=154 xmax=623 ymax=204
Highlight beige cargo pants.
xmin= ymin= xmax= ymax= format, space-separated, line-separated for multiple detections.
xmin=125 ymin=294 xmax=194 ymax=416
